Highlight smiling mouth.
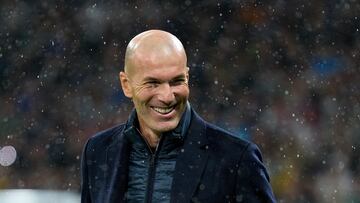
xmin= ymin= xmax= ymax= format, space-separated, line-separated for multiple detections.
xmin=151 ymin=106 xmax=175 ymax=114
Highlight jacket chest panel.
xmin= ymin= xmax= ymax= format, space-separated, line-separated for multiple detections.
xmin=191 ymin=155 xmax=238 ymax=202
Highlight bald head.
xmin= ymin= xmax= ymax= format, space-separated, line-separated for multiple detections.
xmin=124 ymin=30 xmax=187 ymax=77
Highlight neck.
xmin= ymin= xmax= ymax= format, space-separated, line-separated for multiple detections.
xmin=138 ymin=126 xmax=161 ymax=149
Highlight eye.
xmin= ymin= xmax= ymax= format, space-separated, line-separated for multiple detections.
xmin=145 ymin=81 xmax=159 ymax=88
xmin=170 ymin=78 xmax=186 ymax=86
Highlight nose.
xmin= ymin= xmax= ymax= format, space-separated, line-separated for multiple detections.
xmin=157 ymin=83 xmax=175 ymax=104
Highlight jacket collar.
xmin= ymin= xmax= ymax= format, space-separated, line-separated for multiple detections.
xmin=104 ymin=125 xmax=129 ymax=203
xmin=170 ymin=109 xmax=210 ymax=202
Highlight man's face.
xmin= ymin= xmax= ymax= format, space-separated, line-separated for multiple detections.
xmin=121 ymin=53 xmax=189 ymax=136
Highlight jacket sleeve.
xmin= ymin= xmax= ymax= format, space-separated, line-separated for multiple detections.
xmin=81 ymin=139 xmax=92 ymax=203
xmin=236 ymin=143 xmax=277 ymax=203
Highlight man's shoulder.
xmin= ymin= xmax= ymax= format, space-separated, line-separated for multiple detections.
xmin=204 ymin=122 xmax=251 ymax=149
xmin=198 ymin=120 xmax=266 ymax=167
xmin=190 ymin=109 xmax=252 ymax=151
xmin=86 ymin=123 xmax=126 ymax=149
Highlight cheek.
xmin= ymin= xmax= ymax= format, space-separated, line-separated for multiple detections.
xmin=133 ymin=88 xmax=154 ymax=102
xmin=175 ymin=85 xmax=190 ymax=98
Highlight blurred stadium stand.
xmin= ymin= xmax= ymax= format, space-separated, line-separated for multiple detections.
xmin=0 ymin=1 xmax=359 ymax=202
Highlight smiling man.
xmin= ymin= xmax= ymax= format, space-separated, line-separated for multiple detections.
xmin=81 ymin=30 xmax=276 ymax=203
xmin=119 ymin=30 xmax=190 ymax=149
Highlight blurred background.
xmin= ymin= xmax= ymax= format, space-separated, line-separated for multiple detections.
xmin=0 ymin=0 xmax=359 ymax=202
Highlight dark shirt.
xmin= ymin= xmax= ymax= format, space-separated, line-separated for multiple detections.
xmin=124 ymin=103 xmax=191 ymax=203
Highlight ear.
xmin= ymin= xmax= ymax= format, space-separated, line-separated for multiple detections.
xmin=186 ymin=67 xmax=190 ymax=83
xmin=119 ymin=71 xmax=133 ymax=98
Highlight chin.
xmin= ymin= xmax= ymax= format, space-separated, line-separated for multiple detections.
xmin=156 ymin=121 xmax=179 ymax=133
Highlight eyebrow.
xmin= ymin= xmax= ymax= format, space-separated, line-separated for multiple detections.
xmin=143 ymin=74 xmax=186 ymax=82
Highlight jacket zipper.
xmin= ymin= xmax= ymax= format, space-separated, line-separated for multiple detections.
xmin=146 ymin=153 xmax=156 ymax=203
xmin=136 ymin=128 xmax=161 ymax=203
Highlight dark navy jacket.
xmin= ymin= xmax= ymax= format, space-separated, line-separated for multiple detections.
xmin=125 ymin=105 xmax=191 ymax=202
xmin=81 ymin=109 xmax=276 ymax=203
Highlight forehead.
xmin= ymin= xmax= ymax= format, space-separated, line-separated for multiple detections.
xmin=133 ymin=63 xmax=187 ymax=82
xmin=130 ymin=51 xmax=187 ymax=80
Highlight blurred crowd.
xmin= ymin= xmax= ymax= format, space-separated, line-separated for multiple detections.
xmin=0 ymin=0 xmax=359 ymax=202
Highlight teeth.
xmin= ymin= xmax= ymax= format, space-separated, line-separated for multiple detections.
xmin=152 ymin=106 xmax=174 ymax=114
